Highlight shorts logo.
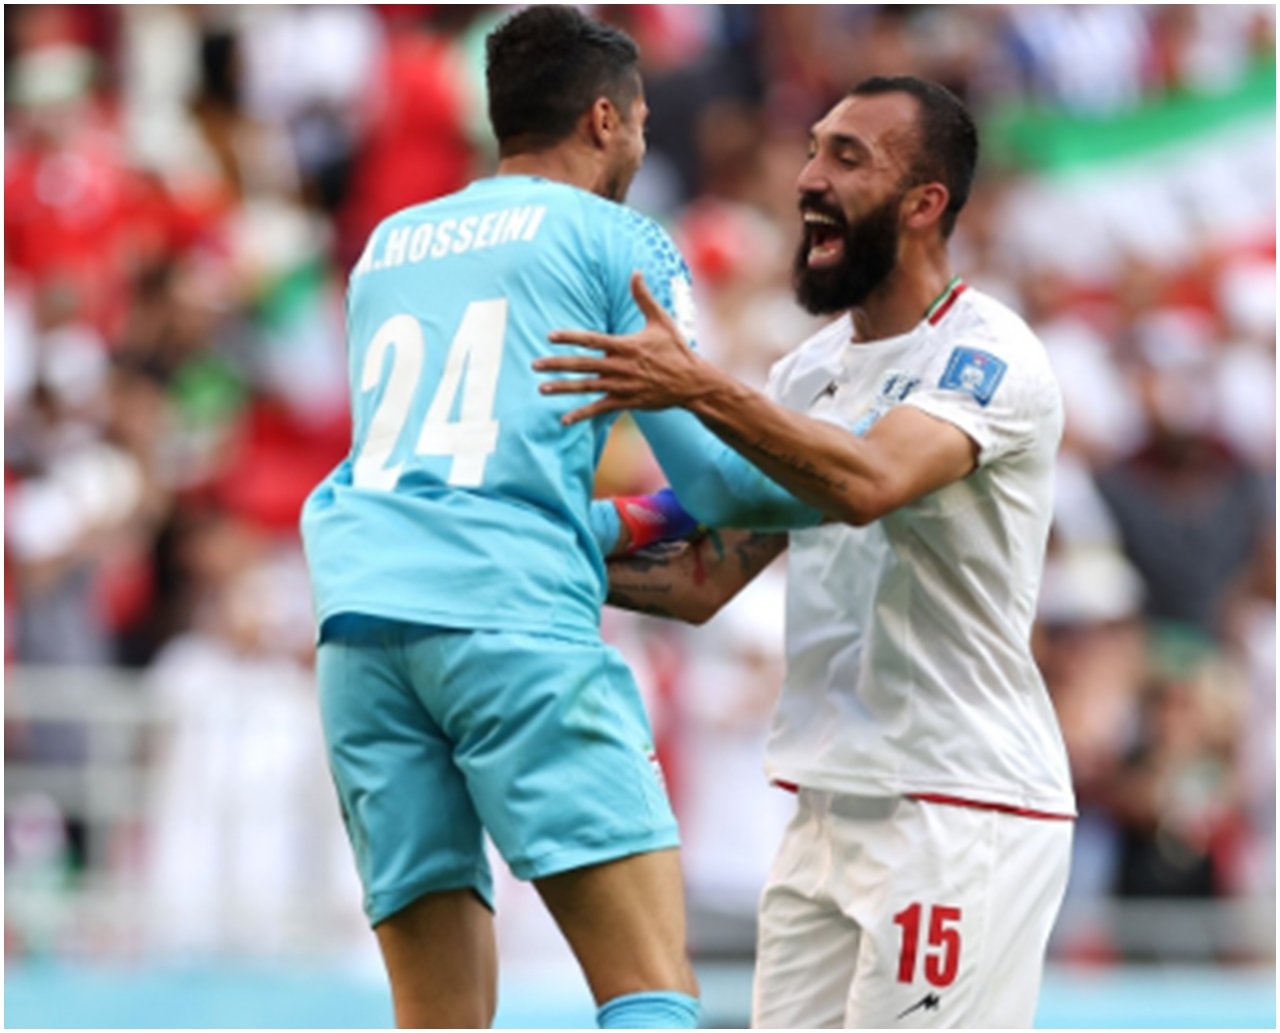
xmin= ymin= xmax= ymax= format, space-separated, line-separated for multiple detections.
xmin=939 ymin=347 xmax=1006 ymax=407
xmin=896 ymin=992 xmax=942 ymax=1020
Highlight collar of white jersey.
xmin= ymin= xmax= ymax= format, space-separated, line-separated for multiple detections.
xmin=923 ymin=276 xmax=968 ymax=327
xmin=842 ymin=277 xmax=969 ymax=351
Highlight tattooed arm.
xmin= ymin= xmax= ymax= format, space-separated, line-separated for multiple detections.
xmin=538 ymin=274 xmax=977 ymax=527
xmin=606 ymin=530 xmax=788 ymax=625
xmin=682 ymin=388 xmax=977 ymax=526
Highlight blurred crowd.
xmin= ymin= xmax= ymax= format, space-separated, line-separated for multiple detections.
xmin=5 ymin=5 xmax=1275 ymax=965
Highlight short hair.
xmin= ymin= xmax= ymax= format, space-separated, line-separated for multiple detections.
xmin=485 ymin=5 xmax=641 ymax=156
xmin=850 ymin=76 xmax=978 ymax=238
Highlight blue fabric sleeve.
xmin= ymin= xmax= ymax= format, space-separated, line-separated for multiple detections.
xmin=635 ymin=409 xmax=823 ymax=531
xmin=588 ymin=498 xmax=622 ymax=555
xmin=599 ymin=206 xmax=821 ymax=531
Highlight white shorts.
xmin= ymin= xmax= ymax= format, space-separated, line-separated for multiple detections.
xmin=752 ymin=791 xmax=1072 ymax=1029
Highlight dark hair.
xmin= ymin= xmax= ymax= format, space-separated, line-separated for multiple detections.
xmin=850 ymin=76 xmax=978 ymax=238
xmin=485 ymin=5 xmax=641 ymax=156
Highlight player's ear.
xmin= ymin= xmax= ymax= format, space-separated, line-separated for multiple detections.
xmin=586 ymin=96 xmax=615 ymax=150
xmin=901 ymin=182 xmax=949 ymax=234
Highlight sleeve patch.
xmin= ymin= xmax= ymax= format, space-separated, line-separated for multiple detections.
xmin=670 ymin=274 xmax=698 ymax=346
xmin=939 ymin=347 xmax=1007 ymax=407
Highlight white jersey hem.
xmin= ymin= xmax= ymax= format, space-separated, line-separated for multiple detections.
xmin=314 ymin=599 xmax=601 ymax=643
xmin=765 ymin=766 xmax=1077 ymax=819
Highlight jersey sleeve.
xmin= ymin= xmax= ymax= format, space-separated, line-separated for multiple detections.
xmin=635 ymin=408 xmax=823 ymax=531
xmin=901 ymin=337 xmax=1062 ymax=466
xmin=601 ymin=206 xmax=700 ymax=349
xmin=593 ymin=204 xmax=820 ymax=529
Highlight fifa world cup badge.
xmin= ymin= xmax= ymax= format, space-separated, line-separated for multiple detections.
xmin=940 ymin=347 xmax=1007 ymax=406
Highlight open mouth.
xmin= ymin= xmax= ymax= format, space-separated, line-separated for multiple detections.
xmin=803 ymin=210 xmax=845 ymax=268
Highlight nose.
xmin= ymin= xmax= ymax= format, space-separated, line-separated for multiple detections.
xmin=796 ymin=154 xmax=829 ymax=199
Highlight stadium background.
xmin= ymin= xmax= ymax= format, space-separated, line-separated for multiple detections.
xmin=3 ymin=4 xmax=1275 ymax=1027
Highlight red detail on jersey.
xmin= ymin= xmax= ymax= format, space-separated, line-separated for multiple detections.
xmin=908 ymin=792 xmax=1074 ymax=821
xmin=926 ymin=281 xmax=968 ymax=326
xmin=771 ymin=783 xmax=1072 ymax=823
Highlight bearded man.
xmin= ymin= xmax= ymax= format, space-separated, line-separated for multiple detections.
xmin=537 ymin=76 xmax=1075 ymax=1029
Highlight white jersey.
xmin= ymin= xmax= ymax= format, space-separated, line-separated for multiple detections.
xmin=764 ymin=281 xmax=1075 ymax=817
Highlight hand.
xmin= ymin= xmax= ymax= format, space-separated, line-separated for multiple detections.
xmin=534 ymin=271 xmax=710 ymax=425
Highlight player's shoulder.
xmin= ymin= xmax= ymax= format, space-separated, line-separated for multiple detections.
xmin=949 ymin=285 xmax=1050 ymax=367
xmin=940 ymin=285 xmax=1061 ymax=410
xmin=587 ymin=194 xmax=683 ymax=261
xmin=594 ymin=194 xmax=668 ymax=238
xmin=583 ymin=199 xmax=690 ymax=305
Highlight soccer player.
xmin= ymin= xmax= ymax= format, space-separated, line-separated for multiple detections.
xmin=537 ymin=77 xmax=1076 ymax=1028
xmin=299 ymin=7 xmax=808 ymax=1028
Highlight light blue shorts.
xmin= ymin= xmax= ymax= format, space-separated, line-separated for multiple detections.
xmin=316 ymin=615 xmax=679 ymax=926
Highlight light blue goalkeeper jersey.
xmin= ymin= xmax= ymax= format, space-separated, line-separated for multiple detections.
xmin=301 ymin=175 xmax=818 ymax=639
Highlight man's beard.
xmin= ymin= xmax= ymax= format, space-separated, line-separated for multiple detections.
xmin=792 ymin=194 xmax=902 ymax=316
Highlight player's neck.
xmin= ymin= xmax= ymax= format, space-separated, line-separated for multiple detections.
xmin=848 ymin=245 xmax=954 ymax=343
xmin=496 ymin=147 xmax=604 ymax=197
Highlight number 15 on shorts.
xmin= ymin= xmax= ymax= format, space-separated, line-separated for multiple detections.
xmin=893 ymin=903 xmax=962 ymax=987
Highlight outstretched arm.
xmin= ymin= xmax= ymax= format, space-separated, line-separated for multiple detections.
xmin=632 ymin=407 xmax=825 ymax=532
xmin=538 ymin=273 xmax=977 ymax=526
xmin=606 ymin=530 xmax=788 ymax=624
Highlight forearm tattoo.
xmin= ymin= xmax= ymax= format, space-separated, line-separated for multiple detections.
xmin=606 ymin=542 xmax=683 ymax=615
xmin=604 ymin=531 xmax=785 ymax=621
xmin=715 ymin=422 xmax=851 ymax=497
xmin=605 ymin=589 xmax=678 ymax=620
xmin=732 ymin=530 xmax=787 ymax=577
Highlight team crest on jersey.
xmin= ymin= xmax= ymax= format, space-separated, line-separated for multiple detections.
xmin=849 ymin=370 xmax=920 ymax=436
xmin=939 ymin=347 xmax=1006 ymax=407
xmin=879 ymin=371 xmax=920 ymax=404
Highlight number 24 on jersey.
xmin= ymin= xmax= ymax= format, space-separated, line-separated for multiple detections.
xmin=353 ymin=300 xmax=507 ymax=491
